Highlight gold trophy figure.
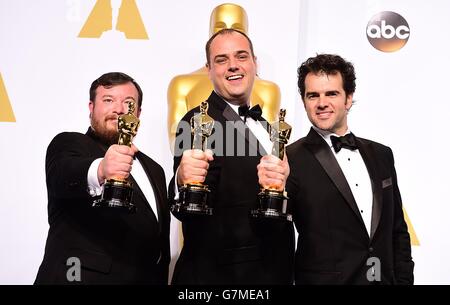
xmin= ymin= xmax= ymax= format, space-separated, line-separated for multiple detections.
xmin=167 ymin=3 xmax=281 ymax=154
xmin=93 ymin=101 xmax=140 ymax=213
xmin=251 ymin=109 xmax=292 ymax=222
xmin=173 ymin=101 xmax=214 ymax=216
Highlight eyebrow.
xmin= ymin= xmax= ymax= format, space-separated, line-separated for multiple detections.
xmin=325 ymin=90 xmax=340 ymax=95
xmin=101 ymin=95 xmax=136 ymax=101
xmin=214 ymin=50 xmax=250 ymax=60
xmin=214 ymin=53 xmax=228 ymax=59
xmin=305 ymin=90 xmax=340 ymax=97
xmin=236 ymin=50 xmax=249 ymax=55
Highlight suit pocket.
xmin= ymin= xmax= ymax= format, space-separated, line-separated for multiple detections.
xmin=68 ymin=248 xmax=112 ymax=274
xmin=382 ymin=177 xmax=392 ymax=189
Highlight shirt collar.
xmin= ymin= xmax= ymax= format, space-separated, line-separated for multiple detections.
xmin=215 ymin=92 xmax=250 ymax=118
xmin=312 ymin=126 xmax=352 ymax=149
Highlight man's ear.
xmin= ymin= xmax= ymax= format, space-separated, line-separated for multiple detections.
xmin=206 ymin=62 xmax=213 ymax=81
xmin=88 ymin=101 xmax=94 ymax=118
xmin=345 ymin=94 xmax=353 ymax=111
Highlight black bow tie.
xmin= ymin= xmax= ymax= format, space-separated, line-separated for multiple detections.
xmin=330 ymin=133 xmax=358 ymax=153
xmin=238 ymin=104 xmax=262 ymax=122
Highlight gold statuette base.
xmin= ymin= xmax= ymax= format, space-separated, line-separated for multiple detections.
xmin=172 ymin=184 xmax=212 ymax=216
xmin=93 ymin=179 xmax=136 ymax=213
xmin=251 ymin=189 xmax=292 ymax=222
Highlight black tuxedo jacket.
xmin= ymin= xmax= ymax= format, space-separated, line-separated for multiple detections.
xmin=169 ymin=91 xmax=295 ymax=284
xmin=286 ymin=128 xmax=414 ymax=284
xmin=35 ymin=128 xmax=170 ymax=284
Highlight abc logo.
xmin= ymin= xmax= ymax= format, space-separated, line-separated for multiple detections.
xmin=366 ymin=11 xmax=410 ymax=52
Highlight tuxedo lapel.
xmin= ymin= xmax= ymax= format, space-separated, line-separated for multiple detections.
xmin=209 ymin=91 xmax=266 ymax=156
xmin=258 ymin=118 xmax=271 ymax=156
xmin=134 ymin=152 xmax=165 ymax=233
xmin=356 ymin=138 xmax=383 ymax=240
xmin=222 ymin=103 xmax=241 ymax=121
xmin=305 ymin=129 xmax=366 ymax=229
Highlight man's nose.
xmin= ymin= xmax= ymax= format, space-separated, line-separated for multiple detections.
xmin=228 ymin=58 xmax=239 ymax=72
xmin=317 ymin=96 xmax=328 ymax=108
xmin=113 ymin=101 xmax=127 ymax=114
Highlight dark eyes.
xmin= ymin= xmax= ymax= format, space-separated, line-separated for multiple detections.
xmin=306 ymin=92 xmax=339 ymax=99
xmin=103 ymin=99 xmax=132 ymax=104
xmin=214 ymin=54 xmax=249 ymax=64
xmin=215 ymin=57 xmax=227 ymax=64
xmin=238 ymin=54 xmax=248 ymax=60
xmin=306 ymin=94 xmax=319 ymax=99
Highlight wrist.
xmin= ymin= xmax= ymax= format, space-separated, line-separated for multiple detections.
xmin=97 ymin=159 xmax=106 ymax=185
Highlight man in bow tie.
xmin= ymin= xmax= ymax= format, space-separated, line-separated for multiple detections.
xmin=35 ymin=72 xmax=170 ymax=284
xmin=286 ymin=54 xmax=414 ymax=284
xmin=169 ymin=28 xmax=294 ymax=284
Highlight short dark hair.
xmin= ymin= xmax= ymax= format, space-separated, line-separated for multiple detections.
xmin=205 ymin=28 xmax=255 ymax=66
xmin=297 ymin=54 xmax=356 ymax=100
xmin=89 ymin=72 xmax=143 ymax=108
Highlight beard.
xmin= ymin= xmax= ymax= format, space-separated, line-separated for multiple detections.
xmin=90 ymin=115 xmax=119 ymax=146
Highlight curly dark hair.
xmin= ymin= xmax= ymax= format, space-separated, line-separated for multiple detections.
xmin=297 ymin=54 xmax=356 ymax=100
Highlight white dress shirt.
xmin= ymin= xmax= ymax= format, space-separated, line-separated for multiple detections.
xmin=313 ymin=126 xmax=373 ymax=235
xmin=227 ymin=102 xmax=273 ymax=155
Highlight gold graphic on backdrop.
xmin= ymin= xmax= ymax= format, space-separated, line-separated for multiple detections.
xmin=0 ymin=73 xmax=16 ymax=122
xmin=404 ymin=207 xmax=419 ymax=246
xmin=78 ymin=0 xmax=148 ymax=39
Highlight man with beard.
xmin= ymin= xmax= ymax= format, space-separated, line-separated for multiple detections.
xmin=35 ymin=72 xmax=170 ymax=284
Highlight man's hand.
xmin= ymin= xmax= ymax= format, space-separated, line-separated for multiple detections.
xmin=177 ymin=149 xmax=214 ymax=185
xmin=257 ymin=154 xmax=290 ymax=191
xmin=97 ymin=144 xmax=139 ymax=184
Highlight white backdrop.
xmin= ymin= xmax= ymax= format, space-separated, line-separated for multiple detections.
xmin=0 ymin=0 xmax=448 ymax=284
xmin=296 ymin=0 xmax=450 ymax=284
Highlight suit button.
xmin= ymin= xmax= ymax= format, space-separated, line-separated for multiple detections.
xmin=369 ymin=247 xmax=374 ymax=253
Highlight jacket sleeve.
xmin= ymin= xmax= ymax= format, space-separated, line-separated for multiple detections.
xmin=389 ymin=148 xmax=415 ymax=284
xmin=45 ymin=132 xmax=98 ymax=202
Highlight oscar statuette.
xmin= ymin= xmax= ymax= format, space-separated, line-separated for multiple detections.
xmin=172 ymin=101 xmax=214 ymax=216
xmin=251 ymin=109 xmax=292 ymax=222
xmin=93 ymin=101 xmax=140 ymax=213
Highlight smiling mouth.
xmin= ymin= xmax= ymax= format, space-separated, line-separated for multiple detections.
xmin=106 ymin=117 xmax=118 ymax=123
xmin=316 ymin=112 xmax=333 ymax=118
xmin=226 ymin=74 xmax=244 ymax=81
